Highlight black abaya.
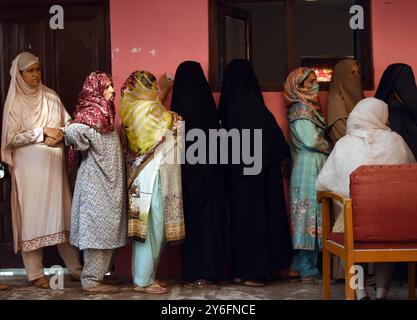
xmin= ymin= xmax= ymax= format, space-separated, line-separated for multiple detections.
xmin=219 ymin=59 xmax=293 ymax=280
xmin=171 ymin=61 xmax=226 ymax=282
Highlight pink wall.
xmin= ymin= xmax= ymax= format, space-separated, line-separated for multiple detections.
xmin=109 ymin=0 xmax=210 ymax=278
xmin=109 ymin=0 xmax=417 ymax=278
xmin=109 ymin=0 xmax=209 ymax=127
xmin=371 ymin=0 xmax=417 ymax=91
xmin=110 ymin=0 xmax=417 ymax=129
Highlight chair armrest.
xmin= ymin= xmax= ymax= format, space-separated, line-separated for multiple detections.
xmin=317 ymin=191 xmax=351 ymax=205
xmin=317 ymin=191 xmax=354 ymax=250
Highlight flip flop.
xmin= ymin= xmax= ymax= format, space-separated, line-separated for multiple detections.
xmin=233 ymin=278 xmax=265 ymax=287
xmin=0 ymin=283 xmax=9 ymax=291
xmin=155 ymin=279 xmax=168 ymax=288
xmin=302 ymin=275 xmax=322 ymax=284
xmin=70 ymin=270 xmax=82 ymax=282
xmin=288 ymin=270 xmax=302 ymax=282
xmin=82 ymin=283 xmax=119 ymax=295
xmin=134 ymin=282 xmax=169 ymax=294
xmin=32 ymin=276 xmax=50 ymax=289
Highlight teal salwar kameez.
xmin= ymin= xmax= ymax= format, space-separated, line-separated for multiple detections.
xmin=284 ymin=67 xmax=331 ymax=279
xmin=287 ymin=103 xmax=331 ymax=278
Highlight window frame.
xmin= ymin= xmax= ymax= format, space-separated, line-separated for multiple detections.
xmin=209 ymin=0 xmax=373 ymax=92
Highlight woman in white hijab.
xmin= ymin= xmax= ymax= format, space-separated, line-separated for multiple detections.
xmin=317 ymin=97 xmax=415 ymax=299
xmin=1 ymin=52 xmax=82 ymax=289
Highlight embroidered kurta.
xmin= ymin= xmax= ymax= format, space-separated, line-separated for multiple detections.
xmin=65 ymin=123 xmax=127 ymax=250
xmin=288 ymin=102 xmax=331 ymax=250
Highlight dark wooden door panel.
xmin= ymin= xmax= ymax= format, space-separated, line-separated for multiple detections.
xmin=53 ymin=5 xmax=108 ymax=115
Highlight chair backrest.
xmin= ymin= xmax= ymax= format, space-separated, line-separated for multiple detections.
xmin=350 ymin=164 xmax=417 ymax=242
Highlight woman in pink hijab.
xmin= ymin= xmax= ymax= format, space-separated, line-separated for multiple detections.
xmin=1 ymin=52 xmax=82 ymax=289
xmin=65 ymin=71 xmax=127 ymax=294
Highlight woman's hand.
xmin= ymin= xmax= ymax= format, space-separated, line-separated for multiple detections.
xmin=44 ymin=127 xmax=64 ymax=142
xmin=44 ymin=137 xmax=58 ymax=147
xmin=158 ymin=73 xmax=174 ymax=102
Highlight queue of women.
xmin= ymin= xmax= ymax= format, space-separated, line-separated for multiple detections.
xmin=0 ymin=51 xmax=416 ymax=299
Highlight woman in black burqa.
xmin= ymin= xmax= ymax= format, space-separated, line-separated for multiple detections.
xmin=375 ymin=63 xmax=417 ymax=158
xmin=218 ymin=59 xmax=293 ymax=287
xmin=171 ymin=61 xmax=226 ymax=289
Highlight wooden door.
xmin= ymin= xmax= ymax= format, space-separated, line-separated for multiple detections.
xmin=0 ymin=0 xmax=111 ymax=268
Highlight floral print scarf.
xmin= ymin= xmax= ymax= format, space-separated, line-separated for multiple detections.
xmin=284 ymin=67 xmax=320 ymax=111
xmin=68 ymin=71 xmax=115 ymax=172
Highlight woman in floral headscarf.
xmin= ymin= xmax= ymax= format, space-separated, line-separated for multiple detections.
xmin=65 ymin=71 xmax=127 ymax=294
xmin=284 ymin=68 xmax=331 ymax=282
xmin=121 ymin=70 xmax=185 ymax=294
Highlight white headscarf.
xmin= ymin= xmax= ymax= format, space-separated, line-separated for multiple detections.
xmin=1 ymin=52 xmax=66 ymax=166
xmin=317 ymin=97 xmax=415 ymax=199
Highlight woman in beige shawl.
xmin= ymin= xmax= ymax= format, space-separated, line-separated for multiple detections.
xmin=328 ymin=59 xmax=364 ymax=145
xmin=1 ymin=52 xmax=82 ymax=289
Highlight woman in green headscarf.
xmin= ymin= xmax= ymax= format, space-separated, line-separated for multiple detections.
xmin=121 ymin=70 xmax=185 ymax=294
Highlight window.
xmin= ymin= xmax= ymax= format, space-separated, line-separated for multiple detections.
xmin=209 ymin=0 xmax=373 ymax=91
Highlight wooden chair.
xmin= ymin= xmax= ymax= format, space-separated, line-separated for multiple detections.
xmin=318 ymin=164 xmax=417 ymax=300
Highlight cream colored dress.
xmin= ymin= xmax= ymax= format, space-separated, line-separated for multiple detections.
xmin=5 ymin=87 xmax=72 ymax=253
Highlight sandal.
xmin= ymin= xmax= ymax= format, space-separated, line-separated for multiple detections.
xmin=155 ymin=279 xmax=168 ymax=288
xmin=288 ymin=270 xmax=301 ymax=282
xmin=0 ymin=283 xmax=9 ymax=291
xmin=134 ymin=282 xmax=169 ymax=294
xmin=32 ymin=276 xmax=50 ymax=289
xmin=183 ymin=279 xmax=219 ymax=290
xmin=82 ymin=283 xmax=119 ymax=295
xmin=233 ymin=278 xmax=265 ymax=287
xmin=70 ymin=270 xmax=82 ymax=282
xmin=302 ymin=274 xmax=322 ymax=284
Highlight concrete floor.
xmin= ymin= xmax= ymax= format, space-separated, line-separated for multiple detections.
xmin=0 ymin=276 xmax=412 ymax=300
